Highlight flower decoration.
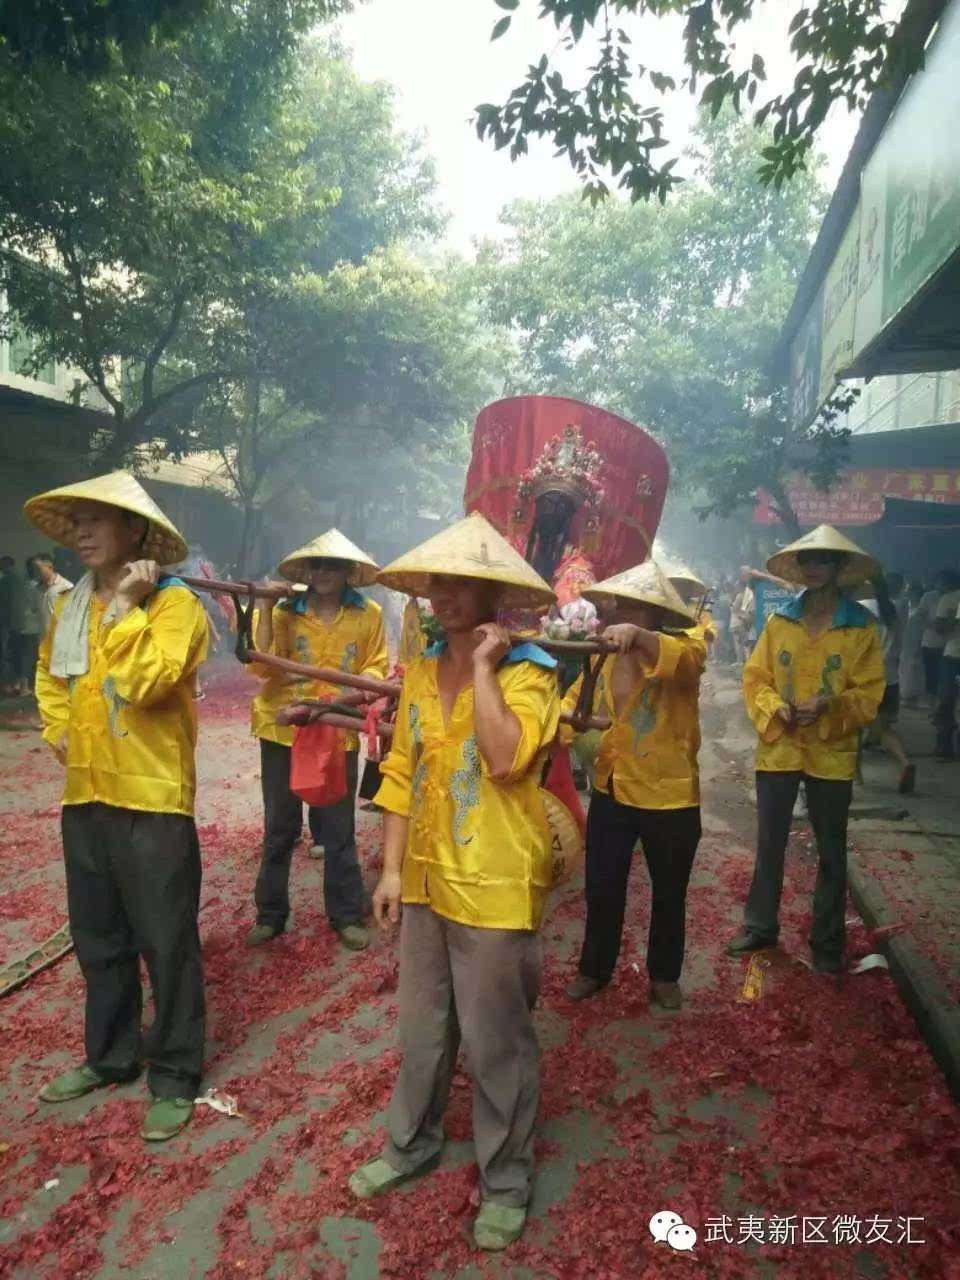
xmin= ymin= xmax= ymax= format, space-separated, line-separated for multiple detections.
xmin=517 ymin=426 xmax=605 ymax=508
xmin=541 ymin=597 xmax=600 ymax=642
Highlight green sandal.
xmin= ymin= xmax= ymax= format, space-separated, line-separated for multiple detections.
xmin=348 ymin=1153 xmax=440 ymax=1200
xmin=473 ymin=1201 xmax=527 ymax=1251
xmin=338 ymin=925 xmax=370 ymax=952
xmin=39 ymin=1064 xmax=106 ymax=1103
xmin=142 ymin=1097 xmax=194 ymax=1142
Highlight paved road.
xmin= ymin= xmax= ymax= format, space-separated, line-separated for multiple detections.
xmin=0 ymin=664 xmax=956 ymax=1279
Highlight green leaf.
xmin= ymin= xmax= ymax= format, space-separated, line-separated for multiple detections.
xmin=491 ymin=15 xmax=512 ymax=40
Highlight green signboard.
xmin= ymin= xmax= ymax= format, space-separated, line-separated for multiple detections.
xmin=789 ymin=0 xmax=960 ymax=427
xmin=819 ymin=205 xmax=861 ymax=404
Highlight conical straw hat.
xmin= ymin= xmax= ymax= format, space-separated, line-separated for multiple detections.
xmin=766 ymin=524 xmax=880 ymax=588
xmin=23 ymin=470 xmax=187 ymax=565
xmin=667 ymin=564 xmax=707 ymax=600
xmin=377 ymin=512 xmax=556 ymax=609
xmin=277 ymin=529 xmax=379 ymax=586
xmin=583 ymin=559 xmax=697 ymax=629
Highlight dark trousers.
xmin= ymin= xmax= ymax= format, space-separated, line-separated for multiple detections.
xmin=744 ymin=771 xmax=852 ymax=960
xmin=933 ymin=655 xmax=960 ymax=758
xmin=20 ymin=633 xmax=39 ymax=687
xmin=579 ymin=790 xmax=701 ymax=984
xmin=921 ymin=646 xmax=942 ymax=699
xmin=255 ymin=739 xmax=366 ymax=930
xmin=2 ymin=630 xmax=23 ymax=684
xmin=62 ymin=803 xmax=205 ymax=1099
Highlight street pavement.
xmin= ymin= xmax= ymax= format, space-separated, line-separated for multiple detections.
xmin=0 ymin=661 xmax=957 ymax=1280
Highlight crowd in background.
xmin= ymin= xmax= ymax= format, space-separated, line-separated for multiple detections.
xmin=0 ymin=552 xmax=73 ymax=695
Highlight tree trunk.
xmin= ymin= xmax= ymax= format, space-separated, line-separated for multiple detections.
xmin=769 ymin=479 xmax=802 ymax=540
xmin=237 ymin=501 xmax=260 ymax=577
xmin=93 ymin=409 xmax=133 ymax=468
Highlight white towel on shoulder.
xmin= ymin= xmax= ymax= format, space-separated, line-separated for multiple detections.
xmin=49 ymin=572 xmax=119 ymax=679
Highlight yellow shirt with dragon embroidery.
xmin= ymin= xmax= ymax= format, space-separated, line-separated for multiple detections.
xmin=375 ymin=647 xmax=561 ymax=931
xmin=743 ymin=594 xmax=884 ymax=780
xmin=249 ymin=590 xmax=388 ymax=749
xmin=398 ymin=598 xmax=427 ymax=666
xmin=36 ymin=584 xmax=209 ymax=816
xmin=562 ymin=632 xmax=706 ymax=811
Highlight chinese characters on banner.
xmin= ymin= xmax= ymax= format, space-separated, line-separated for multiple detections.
xmin=753 ymin=580 xmax=797 ymax=626
xmin=819 ymin=208 xmax=861 ymax=406
xmin=754 ymin=468 xmax=960 ymax=526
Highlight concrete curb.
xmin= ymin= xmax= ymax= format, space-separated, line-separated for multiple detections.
xmin=847 ymin=856 xmax=960 ymax=1104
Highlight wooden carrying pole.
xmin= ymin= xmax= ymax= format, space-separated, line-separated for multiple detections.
xmin=279 ymin=697 xmax=610 ymax=735
xmin=179 ymin=574 xmax=618 ymax=660
xmin=180 ymin=575 xmax=291 ymax=600
xmin=180 ymin=576 xmax=615 ymax=729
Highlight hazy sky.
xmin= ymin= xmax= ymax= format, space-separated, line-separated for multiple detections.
xmin=337 ymin=0 xmax=863 ymax=250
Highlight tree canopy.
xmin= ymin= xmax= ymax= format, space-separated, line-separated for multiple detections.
xmin=0 ymin=0 xmax=347 ymax=75
xmin=0 ymin=20 xmax=459 ymax=454
xmin=475 ymin=110 xmax=845 ymax=532
xmin=2 ymin=0 xmax=928 ymax=199
xmin=478 ymin=0 xmax=929 ymax=200
xmin=0 ymin=16 xmax=502 ymax=568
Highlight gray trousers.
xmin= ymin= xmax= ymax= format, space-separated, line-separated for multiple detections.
xmin=745 ymin=771 xmax=852 ymax=960
xmin=384 ymin=904 xmax=541 ymax=1207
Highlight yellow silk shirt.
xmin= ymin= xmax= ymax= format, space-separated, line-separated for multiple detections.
xmin=250 ymin=590 xmax=388 ymax=749
xmin=36 ymin=583 xmax=209 ymax=816
xmin=743 ymin=594 xmax=884 ymax=780
xmin=375 ymin=647 xmax=561 ymax=931
xmin=562 ymin=631 xmax=706 ymax=810
xmin=398 ymin=599 xmax=427 ymax=667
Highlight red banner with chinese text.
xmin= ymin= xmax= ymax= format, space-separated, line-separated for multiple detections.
xmin=464 ymin=395 xmax=668 ymax=581
xmin=755 ymin=468 xmax=960 ymax=526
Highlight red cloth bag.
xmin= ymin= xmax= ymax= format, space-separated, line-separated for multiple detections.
xmin=289 ymin=721 xmax=347 ymax=806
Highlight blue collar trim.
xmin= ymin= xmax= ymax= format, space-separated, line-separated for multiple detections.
xmin=285 ymin=586 xmax=365 ymax=615
xmin=777 ymin=591 xmax=872 ymax=629
xmin=424 ymin=639 xmax=558 ymax=670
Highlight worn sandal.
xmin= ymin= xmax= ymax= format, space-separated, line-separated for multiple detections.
xmin=39 ymin=1064 xmax=106 ymax=1103
xmin=473 ymin=1201 xmax=527 ymax=1251
xmin=348 ymin=1152 xmax=440 ymax=1200
xmin=142 ymin=1096 xmax=194 ymax=1141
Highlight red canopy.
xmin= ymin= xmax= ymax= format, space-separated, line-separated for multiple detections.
xmin=464 ymin=395 xmax=668 ymax=581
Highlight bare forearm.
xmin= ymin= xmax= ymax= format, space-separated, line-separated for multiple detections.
xmin=382 ymin=811 xmax=409 ymax=875
xmin=750 ymin=569 xmax=792 ymax=590
xmin=630 ymin=628 xmax=660 ymax=666
xmin=473 ymin=661 xmax=521 ymax=779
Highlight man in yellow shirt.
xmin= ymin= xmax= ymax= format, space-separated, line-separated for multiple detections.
xmin=562 ymin=563 xmax=703 ymax=1009
xmin=727 ymin=526 xmax=885 ymax=973
xmin=27 ymin=472 xmax=208 ymax=1142
xmin=247 ymin=530 xmax=387 ymax=951
xmin=348 ymin=514 xmax=560 ymax=1252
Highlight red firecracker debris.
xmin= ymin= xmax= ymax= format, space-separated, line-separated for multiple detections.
xmin=0 ymin=682 xmax=957 ymax=1279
